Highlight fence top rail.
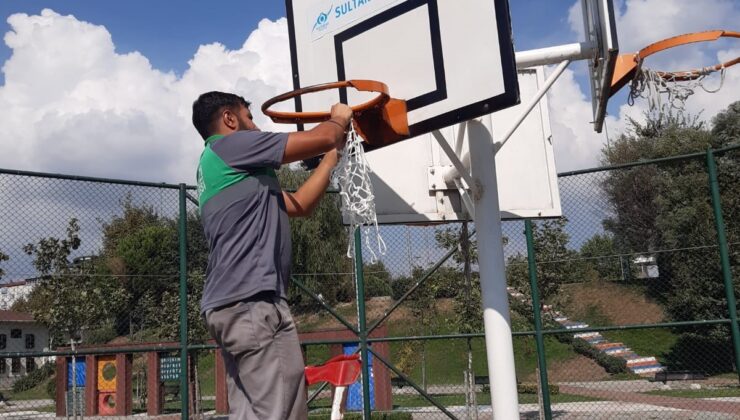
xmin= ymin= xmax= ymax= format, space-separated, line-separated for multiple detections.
xmin=3 ymin=143 xmax=737 ymax=194
xmin=557 ymin=143 xmax=740 ymax=178
xmin=0 ymin=167 xmax=193 ymax=190
xmin=0 ymin=167 xmax=346 ymax=194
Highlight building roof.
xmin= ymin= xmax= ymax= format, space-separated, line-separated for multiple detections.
xmin=0 ymin=310 xmax=36 ymax=322
xmin=0 ymin=280 xmax=30 ymax=288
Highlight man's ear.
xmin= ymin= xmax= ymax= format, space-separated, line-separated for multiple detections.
xmin=223 ymin=109 xmax=238 ymax=130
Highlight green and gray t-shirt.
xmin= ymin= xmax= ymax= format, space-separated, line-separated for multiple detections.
xmin=197 ymin=130 xmax=290 ymax=313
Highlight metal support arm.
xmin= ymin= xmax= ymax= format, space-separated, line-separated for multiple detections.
xmin=432 ymin=127 xmax=479 ymax=199
xmin=496 ymin=59 xmax=571 ymax=153
xmin=515 ymin=41 xmax=596 ymax=68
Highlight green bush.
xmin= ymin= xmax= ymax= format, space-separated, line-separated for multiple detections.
xmin=571 ymin=338 xmax=627 ymax=374
xmin=12 ymin=362 xmax=54 ymax=393
xmin=391 ymin=276 xmax=413 ymax=300
xmin=84 ymin=323 xmax=118 ymax=344
xmin=518 ymin=382 xmax=560 ymax=395
xmin=46 ymin=377 xmax=56 ymax=399
xmin=365 ymin=276 xmax=392 ymax=298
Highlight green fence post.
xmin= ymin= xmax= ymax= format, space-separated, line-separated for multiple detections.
xmin=353 ymin=228 xmax=372 ymax=419
xmin=706 ymin=149 xmax=740 ymax=383
xmin=178 ymin=184 xmax=190 ymax=419
xmin=525 ymin=220 xmax=552 ymax=419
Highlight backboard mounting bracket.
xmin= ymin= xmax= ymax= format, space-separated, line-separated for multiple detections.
xmin=428 ymin=164 xmax=476 ymax=218
xmin=431 ymin=128 xmax=480 ymax=200
xmin=513 ymin=0 xmax=618 ymax=132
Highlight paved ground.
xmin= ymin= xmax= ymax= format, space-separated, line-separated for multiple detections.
xmin=400 ymin=401 xmax=740 ymax=419
xmin=2 ymin=379 xmax=738 ymax=419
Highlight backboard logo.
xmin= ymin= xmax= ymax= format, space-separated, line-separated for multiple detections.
xmin=312 ymin=5 xmax=333 ymax=33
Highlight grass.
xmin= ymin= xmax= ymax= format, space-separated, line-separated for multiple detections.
xmin=393 ymin=392 xmax=601 ymax=407
xmin=603 ymin=328 xmax=678 ymax=363
xmin=301 ymin=333 xmax=577 ymax=392
xmin=196 ymin=350 xmax=216 ymax=396
xmin=310 ymin=392 xmax=601 ymax=410
xmin=384 ymin=331 xmax=576 ymax=385
xmin=162 ymin=399 xmax=215 ymax=414
xmin=4 ymin=377 xmax=53 ymax=401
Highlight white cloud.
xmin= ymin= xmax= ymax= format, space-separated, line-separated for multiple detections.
xmin=0 ymin=9 xmax=292 ymax=183
xmin=546 ymin=67 xmax=616 ymax=171
xmin=0 ymin=3 xmax=737 ymax=184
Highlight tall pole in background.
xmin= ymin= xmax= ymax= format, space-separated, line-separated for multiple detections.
xmin=706 ymin=149 xmax=740 ymax=383
xmin=353 ymin=229 xmax=372 ymax=419
xmin=178 ymin=184 xmax=190 ymax=420
xmin=525 ymin=220 xmax=553 ymax=419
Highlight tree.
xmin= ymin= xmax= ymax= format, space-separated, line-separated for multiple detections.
xmin=600 ymin=103 xmax=740 ymax=372
xmin=99 ymin=198 xmax=177 ymax=337
xmin=506 ymin=218 xmax=583 ymax=305
xmin=114 ymin=224 xmax=179 ymax=336
xmin=432 ymin=223 xmax=482 ymax=400
xmin=22 ymin=219 xmax=125 ymax=346
xmin=277 ymin=168 xmax=353 ymax=309
xmin=601 ymin=113 xmax=709 ymax=254
xmin=91 ymin=197 xmax=211 ymax=342
xmin=363 ymin=260 xmax=392 ymax=297
xmin=0 ymin=251 xmax=7 ymax=280
xmin=579 ymin=233 xmax=623 ymax=282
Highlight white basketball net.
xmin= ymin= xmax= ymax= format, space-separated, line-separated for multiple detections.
xmin=628 ymin=64 xmax=726 ymax=115
xmin=334 ymin=122 xmax=386 ymax=262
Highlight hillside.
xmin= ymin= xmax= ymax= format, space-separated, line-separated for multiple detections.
xmin=561 ymin=281 xmax=665 ymax=325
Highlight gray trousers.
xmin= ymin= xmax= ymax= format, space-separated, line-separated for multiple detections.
xmin=205 ymin=293 xmax=307 ymax=420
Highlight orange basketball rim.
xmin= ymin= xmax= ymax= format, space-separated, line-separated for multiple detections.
xmin=610 ymin=29 xmax=740 ymax=96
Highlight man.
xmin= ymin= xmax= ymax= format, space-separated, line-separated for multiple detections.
xmin=192 ymin=91 xmax=352 ymax=419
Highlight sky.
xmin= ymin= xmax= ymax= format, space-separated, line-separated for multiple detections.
xmin=0 ymin=0 xmax=737 ymax=184
xmin=0 ymin=0 xmax=737 ymax=281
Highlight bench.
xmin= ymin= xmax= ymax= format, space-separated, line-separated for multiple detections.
xmin=391 ymin=377 xmax=409 ymax=388
xmin=653 ymin=371 xmax=707 ymax=383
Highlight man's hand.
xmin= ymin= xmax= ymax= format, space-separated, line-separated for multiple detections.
xmin=283 ymin=103 xmax=352 ymax=164
xmin=330 ymin=103 xmax=353 ymax=127
xmin=320 ymin=149 xmax=339 ymax=168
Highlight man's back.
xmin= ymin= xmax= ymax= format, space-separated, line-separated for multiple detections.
xmin=197 ymin=130 xmax=291 ymax=313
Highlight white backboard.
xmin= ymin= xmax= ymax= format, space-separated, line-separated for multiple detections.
xmin=286 ymin=0 xmax=520 ymax=137
xmin=584 ymin=0 xmax=619 ymax=132
xmin=352 ymin=67 xmax=561 ymax=224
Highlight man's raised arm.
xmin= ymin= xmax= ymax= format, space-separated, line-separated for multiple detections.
xmin=282 ymin=103 xmax=352 ymax=164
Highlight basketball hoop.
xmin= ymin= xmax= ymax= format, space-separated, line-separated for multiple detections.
xmin=262 ymin=79 xmax=409 ymax=148
xmin=263 ymin=80 xmax=407 ymax=261
xmin=610 ymin=30 xmax=739 ymax=114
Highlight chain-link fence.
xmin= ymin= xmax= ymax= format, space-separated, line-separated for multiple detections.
xmin=0 ymin=145 xmax=738 ymax=419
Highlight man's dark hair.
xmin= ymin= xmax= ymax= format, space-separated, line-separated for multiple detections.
xmin=192 ymin=91 xmax=251 ymax=140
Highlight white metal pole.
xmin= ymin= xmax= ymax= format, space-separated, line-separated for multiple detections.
xmin=515 ymin=41 xmax=595 ymax=68
xmin=468 ymin=116 xmax=519 ymax=419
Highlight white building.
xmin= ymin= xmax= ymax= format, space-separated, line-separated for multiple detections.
xmin=0 ymin=278 xmax=41 ymax=310
xmin=0 ymin=310 xmax=51 ymax=390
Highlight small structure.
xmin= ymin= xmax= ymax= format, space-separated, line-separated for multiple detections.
xmin=0 ymin=310 xmax=51 ymax=389
xmin=54 ymin=341 xmax=199 ymax=417
xmin=634 ymin=255 xmax=659 ymax=279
